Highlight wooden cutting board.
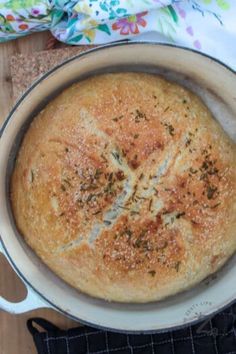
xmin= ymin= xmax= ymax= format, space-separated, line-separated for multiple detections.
xmin=0 ymin=32 xmax=93 ymax=354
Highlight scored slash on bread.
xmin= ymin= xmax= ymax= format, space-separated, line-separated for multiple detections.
xmin=11 ymin=73 xmax=236 ymax=302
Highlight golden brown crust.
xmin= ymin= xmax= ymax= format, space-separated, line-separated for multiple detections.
xmin=11 ymin=73 xmax=236 ymax=302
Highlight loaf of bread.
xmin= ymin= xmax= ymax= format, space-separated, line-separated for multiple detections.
xmin=11 ymin=73 xmax=236 ymax=302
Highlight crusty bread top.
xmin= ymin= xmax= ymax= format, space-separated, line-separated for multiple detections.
xmin=11 ymin=73 xmax=236 ymax=302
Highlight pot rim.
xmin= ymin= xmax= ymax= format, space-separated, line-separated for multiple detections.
xmin=1 ymin=40 xmax=236 ymax=138
xmin=0 ymin=41 xmax=235 ymax=333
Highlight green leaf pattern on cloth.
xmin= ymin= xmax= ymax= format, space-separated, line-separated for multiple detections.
xmin=202 ymin=0 xmax=230 ymax=10
xmin=0 ymin=0 xmax=235 ymax=69
xmin=4 ymin=0 xmax=42 ymax=10
xmin=155 ymin=6 xmax=178 ymax=42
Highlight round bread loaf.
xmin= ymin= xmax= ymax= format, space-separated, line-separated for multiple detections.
xmin=11 ymin=73 xmax=236 ymax=302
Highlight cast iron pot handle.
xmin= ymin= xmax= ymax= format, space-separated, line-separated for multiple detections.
xmin=0 ymin=239 xmax=50 ymax=314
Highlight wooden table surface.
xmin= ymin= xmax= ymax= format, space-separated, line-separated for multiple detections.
xmin=0 ymin=32 xmax=78 ymax=354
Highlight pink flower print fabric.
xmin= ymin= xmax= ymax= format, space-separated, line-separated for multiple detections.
xmin=0 ymin=0 xmax=236 ymax=69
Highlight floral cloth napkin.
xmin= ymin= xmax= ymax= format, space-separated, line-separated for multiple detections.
xmin=0 ymin=0 xmax=236 ymax=69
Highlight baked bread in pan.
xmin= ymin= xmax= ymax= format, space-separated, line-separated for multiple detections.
xmin=11 ymin=73 xmax=236 ymax=302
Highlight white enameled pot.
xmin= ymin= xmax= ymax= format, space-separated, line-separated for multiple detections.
xmin=0 ymin=42 xmax=235 ymax=333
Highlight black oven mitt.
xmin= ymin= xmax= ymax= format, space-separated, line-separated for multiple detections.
xmin=27 ymin=303 xmax=236 ymax=354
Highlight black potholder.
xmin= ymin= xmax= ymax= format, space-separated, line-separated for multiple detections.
xmin=27 ymin=303 xmax=236 ymax=354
